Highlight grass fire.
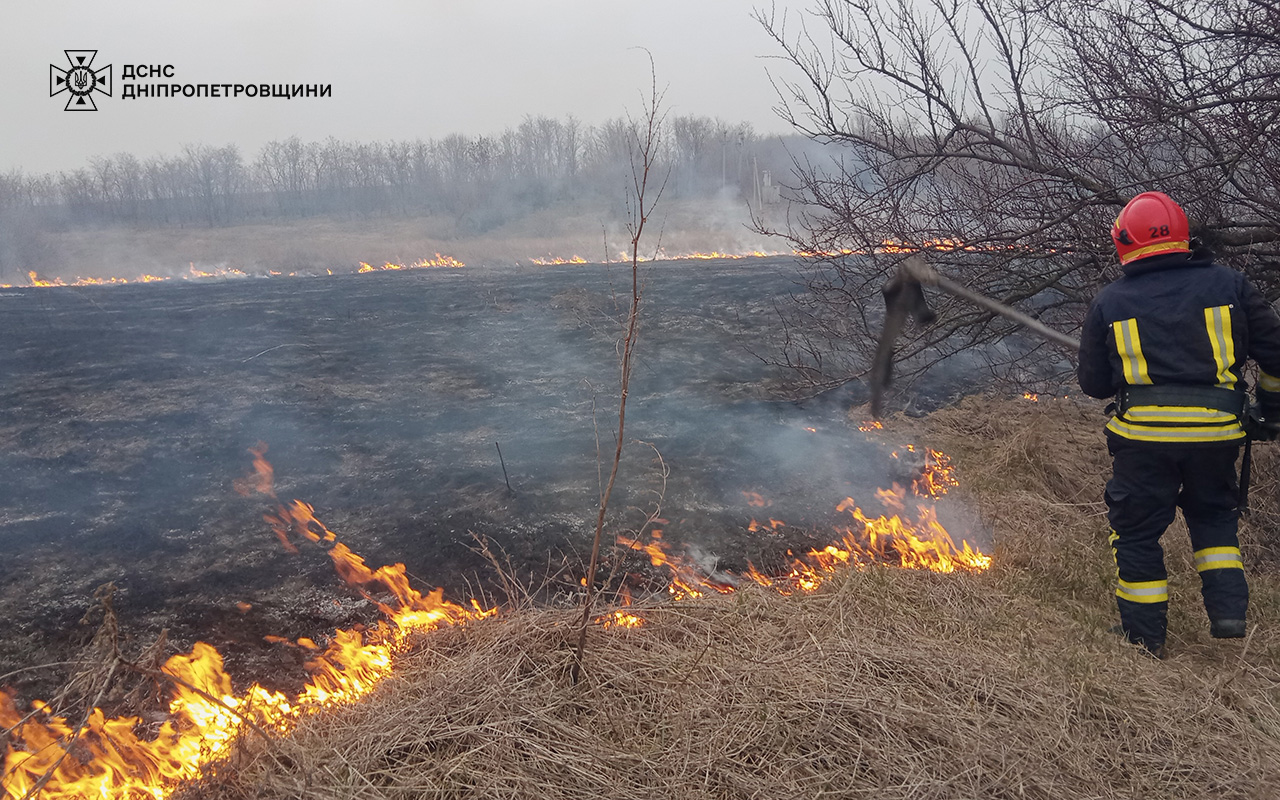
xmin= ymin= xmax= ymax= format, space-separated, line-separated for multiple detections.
xmin=8 ymin=243 xmax=1018 ymax=289
xmin=1 ymin=429 xmax=987 ymax=798
xmin=2 ymin=261 xmax=1278 ymax=800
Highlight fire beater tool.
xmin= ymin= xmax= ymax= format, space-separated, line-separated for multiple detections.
xmin=869 ymin=255 xmax=1079 ymax=418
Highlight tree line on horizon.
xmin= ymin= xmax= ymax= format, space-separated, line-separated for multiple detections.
xmin=0 ymin=115 xmax=799 ymax=235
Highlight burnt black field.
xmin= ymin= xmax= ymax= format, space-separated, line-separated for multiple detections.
xmin=0 ymin=257 xmax=981 ymax=699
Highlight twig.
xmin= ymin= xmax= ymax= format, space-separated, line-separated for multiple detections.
xmin=468 ymin=532 xmax=523 ymax=609
xmin=494 ymin=442 xmax=514 ymax=496
xmin=585 ymin=385 xmax=604 ymax=505
xmin=603 ymin=440 xmax=669 ymax=596
xmin=0 ymin=662 xmax=79 ymax=685
xmin=242 ymin=343 xmax=315 ymax=363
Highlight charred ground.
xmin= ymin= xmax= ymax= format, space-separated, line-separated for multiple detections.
xmin=0 ymin=257 xmax=974 ymax=704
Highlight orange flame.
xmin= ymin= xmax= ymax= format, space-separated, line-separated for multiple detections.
xmin=530 ymin=250 xmax=784 ymax=266
xmin=876 ymin=238 xmax=975 ymax=254
xmin=25 ymin=265 xmax=257 ymax=288
xmin=358 ymin=255 xmax=464 ymax=273
xmin=618 ymin=530 xmax=738 ymax=601
xmin=597 ymin=610 xmax=644 ymax=629
xmin=1 ymin=641 xmax=300 ymax=799
xmin=628 ymin=445 xmax=986 ymax=599
xmin=27 ymin=271 xmax=65 ymax=287
xmin=530 ymin=255 xmax=589 ymax=266
xmin=794 ymin=247 xmax=859 ymax=258
xmin=797 ymin=238 xmax=1026 ymax=259
xmin=188 ymin=263 xmax=249 ymax=280
xmin=232 ymin=442 xmax=274 ymax=498
xmin=1 ymin=448 xmax=493 ymax=799
xmin=913 ymin=449 xmax=958 ymax=499
xmin=832 ymin=491 xmax=990 ymax=573
xmin=655 ymin=250 xmax=776 ymax=261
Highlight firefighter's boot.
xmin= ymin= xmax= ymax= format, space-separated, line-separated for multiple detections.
xmin=1210 ymin=618 xmax=1246 ymax=639
xmin=1114 ymin=598 xmax=1167 ymax=657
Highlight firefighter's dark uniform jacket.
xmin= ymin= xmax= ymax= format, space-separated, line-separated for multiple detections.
xmin=1079 ymin=253 xmax=1280 ymax=440
xmin=1078 ymin=252 xmax=1280 ymax=649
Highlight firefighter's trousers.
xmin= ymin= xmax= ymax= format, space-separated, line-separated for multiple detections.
xmin=1104 ymin=437 xmax=1247 ymax=650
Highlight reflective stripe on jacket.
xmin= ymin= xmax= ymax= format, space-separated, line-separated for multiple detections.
xmin=1078 ymin=253 xmax=1280 ymax=443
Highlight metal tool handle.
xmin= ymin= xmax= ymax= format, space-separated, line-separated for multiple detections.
xmin=903 ymin=256 xmax=1081 ymax=351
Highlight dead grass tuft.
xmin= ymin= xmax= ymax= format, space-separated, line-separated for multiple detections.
xmin=173 ymin=394 xmax=1280 ymax=799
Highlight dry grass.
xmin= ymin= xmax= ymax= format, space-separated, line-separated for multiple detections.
xmin=179 ymin=395 xmax=1280 ymax=800
xmin=920 ymin=394 xmax=1280 ymax=666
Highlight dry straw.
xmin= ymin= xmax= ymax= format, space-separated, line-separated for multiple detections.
xmin=160 ymin=396 xmax=1280 ymax=798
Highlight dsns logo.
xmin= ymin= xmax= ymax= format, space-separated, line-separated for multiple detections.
xmin=50 ymin=50 xmax=112 ymax=110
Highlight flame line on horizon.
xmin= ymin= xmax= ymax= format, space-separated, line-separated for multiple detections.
xmin=19 ymin=255 xmax=467 ymax=289
xmin=16 ymin=237 xmax=1025 ymax=288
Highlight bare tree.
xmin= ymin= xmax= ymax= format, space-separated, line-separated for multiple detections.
xmin=257 ymin=137 xmax=312 ymax=217
xmin=572 ymin=60 xmax=669 ymax=685
xmin=757 ymin=0 xmax=1280 ymax=401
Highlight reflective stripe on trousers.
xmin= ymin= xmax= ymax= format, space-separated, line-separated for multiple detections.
xmin=1194 ymin=546 xmax=1244 ymax=573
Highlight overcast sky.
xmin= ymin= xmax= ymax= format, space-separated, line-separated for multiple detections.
xmin=1 ymin=0 xmax=813 ymax=174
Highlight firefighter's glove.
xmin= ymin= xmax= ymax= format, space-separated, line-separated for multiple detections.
xmin=1258 ymin=404 xmax=1280 ymax=441
xmin=1259 ymin=420 xmax=1280 ymax=442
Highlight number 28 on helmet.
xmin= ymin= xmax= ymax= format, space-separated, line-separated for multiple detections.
xmin=1111 ymin=191 xmax=1191 ymax=265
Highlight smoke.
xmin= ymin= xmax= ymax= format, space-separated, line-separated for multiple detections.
xmin=0 ymin=252 xmax=989 ymax=701
xmin=0 ymin=124 xmax=845 ymax=284
xmin=5 ymin=193 xmax=794 ymax=286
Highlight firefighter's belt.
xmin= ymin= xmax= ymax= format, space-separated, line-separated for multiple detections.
xmin=1116 ymin=385 xmax=1248 ymax=418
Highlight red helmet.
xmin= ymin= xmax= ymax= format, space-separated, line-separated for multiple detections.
xmin=1111 ymin=191 xmax=1190 ymax=265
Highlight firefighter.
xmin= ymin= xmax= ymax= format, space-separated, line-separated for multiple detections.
xmin=1077 ymin=191 xmax=1280 ymax=657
